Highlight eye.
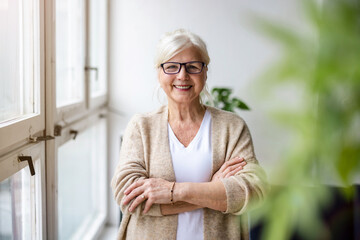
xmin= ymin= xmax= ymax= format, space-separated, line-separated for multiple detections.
xmin=163 ymin=63 xmax=180 ymax=73
xmin=165 ymin=64 xmax=178 ymax=70
xmin=187 ymin=64 xmax=200 ymax=70
xmin=186 ymin=62 xmax=203 ymax=73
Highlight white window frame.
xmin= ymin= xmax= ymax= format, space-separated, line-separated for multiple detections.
xmin=0 ymin=142 xmax=47 ymax=240
xmin=0 ymin=0 xmax=47 ymax=238
xmin=47 ymin=110 xmax=107 ymax=240
xmin=53 ymin=0 xmax=87 ymax=124
xmin=0 ymin=0 xmax=45 ymax=155
xmin=1 ymin=0 xmax=109 ymax=239
xmin=86 ymin=0 xmax=108 ymax=110
xmin=51 ymin=0 xmax=108 ymax=125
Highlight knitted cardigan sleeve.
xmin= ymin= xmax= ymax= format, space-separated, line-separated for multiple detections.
xmin=220 ymin=121 xmax=268 ymax=215
xmin=111 ymin=115 xmax=162 ymax=217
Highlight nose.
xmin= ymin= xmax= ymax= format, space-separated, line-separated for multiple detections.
xmin=177 ymin=65 xmax=189 ymax=80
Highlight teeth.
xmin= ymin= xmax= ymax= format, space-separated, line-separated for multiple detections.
xmin=174 ymin=85 xmax=191 ymax=89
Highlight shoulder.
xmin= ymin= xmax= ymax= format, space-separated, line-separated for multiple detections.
xmin=128 ymin=105 xmax=167 ymax=128
xmin=206 ymin=105 xmax=246 ymax=127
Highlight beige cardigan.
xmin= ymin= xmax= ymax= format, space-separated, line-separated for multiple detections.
xmin=111 ymin=105 xmax=267 ymax=240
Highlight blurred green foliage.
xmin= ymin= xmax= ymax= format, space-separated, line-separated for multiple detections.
xmin=208 ymin=87 xmax=250 ymax=112
xmin=251 ymin=0 xmax=360 ymax=239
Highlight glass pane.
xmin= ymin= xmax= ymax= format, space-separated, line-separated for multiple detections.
xmin=56 ymin=0 xmax=85 ymax=107
xmin=0 ymin=0 xmax=39 ymax=123
xmin=0 ymin=165 xmax=36 ymax=239
xmin=58 ymin=120 xmax=107 ymax=239
xmin=89 ymin=0 xmax=107 ymax=97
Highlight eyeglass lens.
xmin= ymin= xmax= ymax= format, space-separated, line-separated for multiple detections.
xmin=162 ymin=62 xmax=204 ymax=74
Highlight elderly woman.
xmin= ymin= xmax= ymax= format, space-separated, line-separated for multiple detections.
xmin=111 ymin=29 xmax=267 ymax=240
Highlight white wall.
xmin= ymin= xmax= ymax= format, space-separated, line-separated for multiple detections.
xmin=107 ymin=0 xmax=306 ymax=225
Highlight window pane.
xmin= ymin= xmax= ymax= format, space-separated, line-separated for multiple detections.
xmin=58 ymin=120 xmax=107 ymax=239
xmin=0 ymin=165 xmax=37 ymax=239
xmin=89 ymin=0 xmax=107 ymax=97
xmin=56 ymin=0 xmax=85 ymax=107
xmin=0 ymin=0 xmax=39 ymax=123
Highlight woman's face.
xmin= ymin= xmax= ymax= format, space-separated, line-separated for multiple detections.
xmin=158 ymin=46 xmax=207 ymax=107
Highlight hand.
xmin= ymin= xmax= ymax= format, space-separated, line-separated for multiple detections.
xmin=211 ymin=157 xmax=247 ymax=182
xmin=122 ymin=178 xmax=173 ymax=214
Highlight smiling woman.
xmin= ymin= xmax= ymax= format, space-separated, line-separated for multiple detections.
xmin=158 ymin=46 xmax=207 ymax=111
xmin=111 ymin=29 xmax=268 ymax=240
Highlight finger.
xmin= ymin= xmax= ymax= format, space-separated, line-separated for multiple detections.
xmin=220 ymin=157 xmax=240 ymax=171
xmin=221 ymin=157 xmax=245 ymax=171
xmin=123 ymin=189 xmax=145 ymax=205
xmin=225 ymin=165 xmax=244 ymax=178
xmin=129 ymin=194 xmax=147 ymax=212
xmin=123 ymin=186 xmax=145 ymax=205
xmin=124 ymin=179 xmax=144 ymax=195
xmin=143 ymin=197 xmax=154 ymax=214
xmin=223 ymin=162 xmax=244 ymax=175
xmin=230 ymin=157 xmax=245 ymax=164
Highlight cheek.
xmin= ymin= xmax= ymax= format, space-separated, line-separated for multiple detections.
xmin=158 ymin=76 xmax=172 ymax=90
xmin=203 ymin=70 xmax=207 ymax=82
xmin=198 ymin=76 xmax=207 ymax=87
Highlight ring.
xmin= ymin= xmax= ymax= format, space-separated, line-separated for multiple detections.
xmin=141 ymin=194 xmax=145 ymax=199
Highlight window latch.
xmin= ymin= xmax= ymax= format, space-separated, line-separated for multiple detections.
xmin=29 ymin=135 xmax=55 ymax=143
xmin=70 ymin=130 xmax=78 ymax=140
xmin=54 ymin=125 xmax=63 ymax=136
xmin=18 ymin=156 xmax=35 ymax=176
xmin=85 ymin=66 xmax=99 ymax=81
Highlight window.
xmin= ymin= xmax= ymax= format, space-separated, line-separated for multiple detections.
xmin=0 ymin=0 xmax=43 ymax=153
xmin=54 ymin=0 xmax=108 ymax=122
xmin=0 ymin=0 xmax=109 ymax=239
xmin=89 ymin=0 xmax=108 ymax=99
xmin=46 ymin=0 xmax=109 ymax=238
xmin=0 ymin=0 xmax=40 ymax=123
xmin=55 ymin=0 xmax=85 ymax=108
xmin=0 ymin=0 xmax=45 ymax=238
xmin=57 ymin=119 xmax=107 ymax=240
xmin=0 ymin=143 xmax=46 ymax=240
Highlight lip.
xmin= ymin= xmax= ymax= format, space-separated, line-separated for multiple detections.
xmin=173 ymin=85 xmax=192 ymax=91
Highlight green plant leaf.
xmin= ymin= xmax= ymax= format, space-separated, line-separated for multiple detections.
xmin=210 ymin=87 xmax=250 ymax=112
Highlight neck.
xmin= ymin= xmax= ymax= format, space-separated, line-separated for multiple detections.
xmin=168 ymin=100 xmax=205 ymax=123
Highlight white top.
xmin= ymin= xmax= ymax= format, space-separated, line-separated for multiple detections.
xmin=168 ymin=110 xmax=212 ymax=240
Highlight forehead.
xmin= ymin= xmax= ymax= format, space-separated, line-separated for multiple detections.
xmin=167 ymin=46 xmax=203 ymax=62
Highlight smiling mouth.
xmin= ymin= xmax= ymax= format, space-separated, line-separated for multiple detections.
xmin=174 ymin=85 xmax=192 ymax=90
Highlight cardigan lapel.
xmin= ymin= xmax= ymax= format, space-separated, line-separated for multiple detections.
xmin=207 ymin=106 xmax=225 ymax=175
xmin=159 ymin=105 xmax=176 ymax=181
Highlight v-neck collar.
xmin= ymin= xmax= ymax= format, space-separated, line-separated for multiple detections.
xmin=160 ymin=105 xmax=223 ymax=176
xmin=168 ymin=110 xmax=210 ymax=150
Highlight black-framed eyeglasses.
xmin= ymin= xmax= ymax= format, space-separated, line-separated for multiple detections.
xmin=160 ymin=61 xmax=206 ymax=74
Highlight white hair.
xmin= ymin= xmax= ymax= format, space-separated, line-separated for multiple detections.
xmin=154 ymin=29 xmax=210 ymax=67
xmin=155 ymin=29 xmax=213 ymax=105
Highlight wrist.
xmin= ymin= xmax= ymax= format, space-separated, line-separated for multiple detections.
xmin=173 ymin=182 xmax=187 ymax=202
xmin=170 ymin=182 xmax=175 ymax=205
